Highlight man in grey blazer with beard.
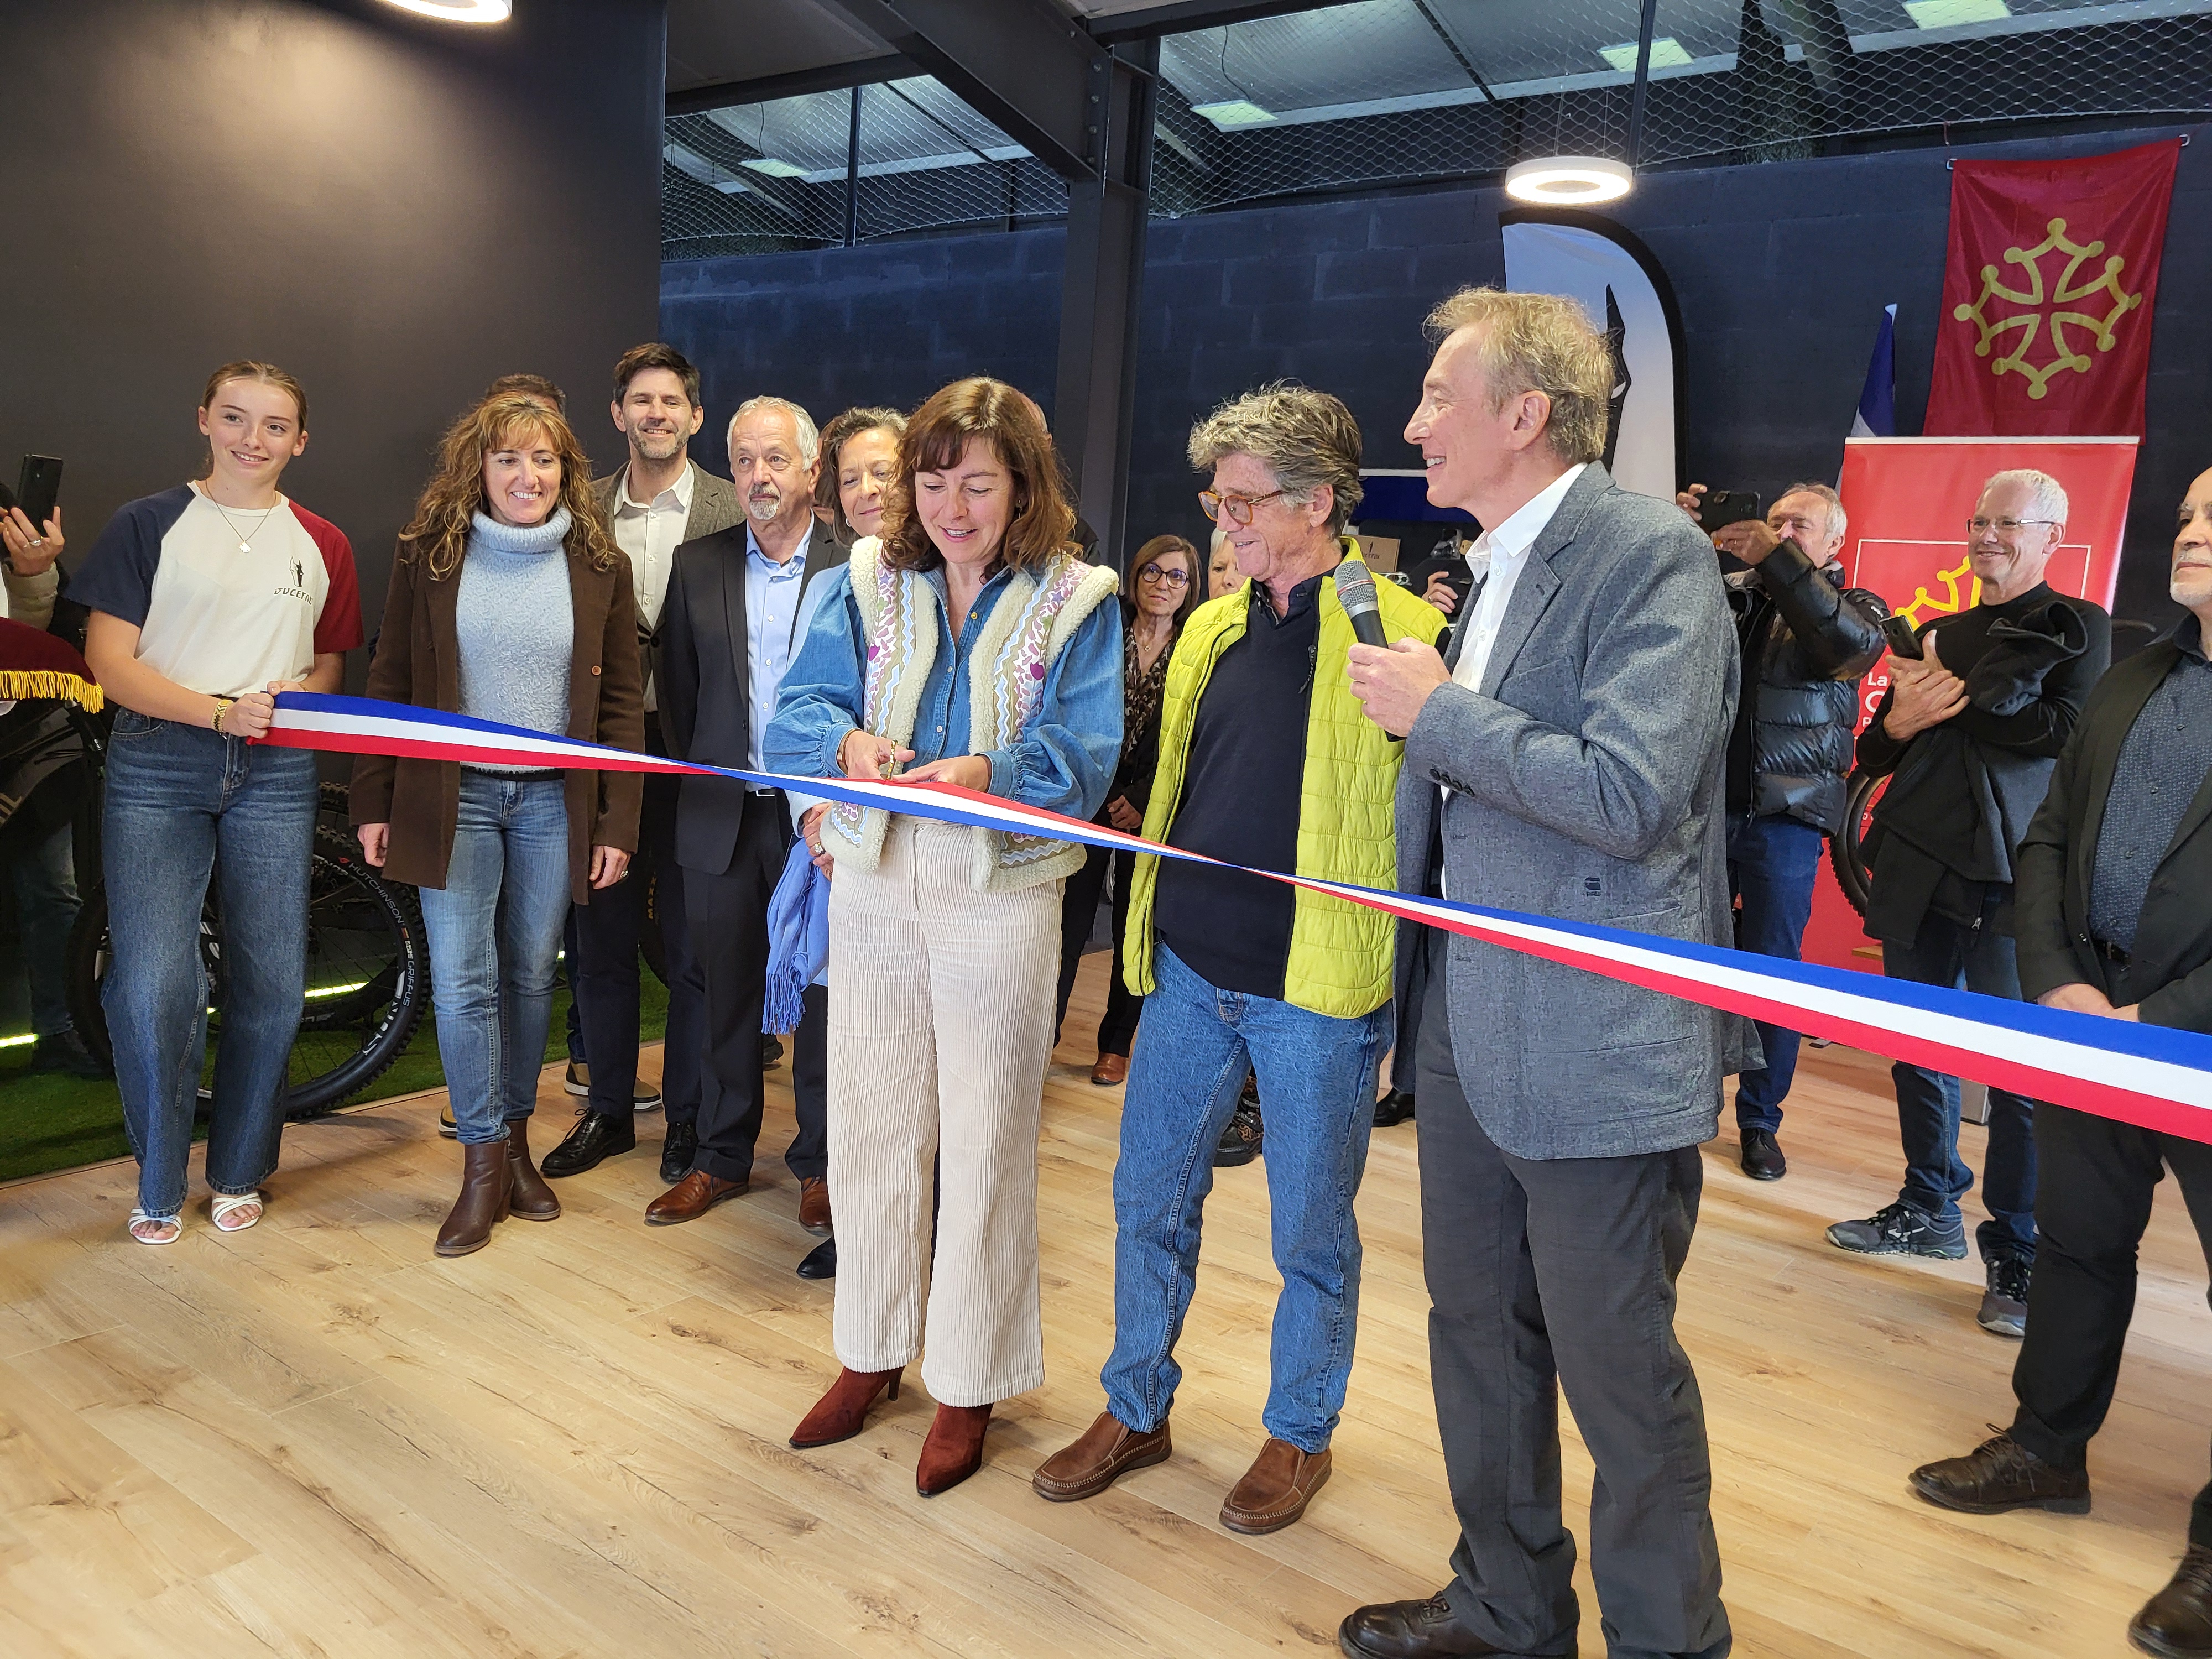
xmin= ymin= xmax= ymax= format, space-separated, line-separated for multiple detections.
xmin=1341 ymin=288 xmax=1741 ymax=1659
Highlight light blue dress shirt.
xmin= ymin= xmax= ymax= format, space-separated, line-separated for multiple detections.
xmin=744 ymin=521 xmax=811 ymax=773
xmin=766 ymin=559 xmax=1123 ymax=822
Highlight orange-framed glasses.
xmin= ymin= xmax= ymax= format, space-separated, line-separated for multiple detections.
xmin=1198 ymin=488 xmax=1285 ymax=525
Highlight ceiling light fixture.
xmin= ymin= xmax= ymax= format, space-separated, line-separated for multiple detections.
xmin=380 ymin=0 xmax=512 ymax=23
xmin=1190 ymin=99 xmax=1277 ymax=131
xmin=1504 ymin=156 xmax=1634 ymax=206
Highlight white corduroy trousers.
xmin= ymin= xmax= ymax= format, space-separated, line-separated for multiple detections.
xmin=826 ymin=818 xmax=1062 ymax=1407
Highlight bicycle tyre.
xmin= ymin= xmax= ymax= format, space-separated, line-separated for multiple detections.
xmin=1828 ymin=770 xmax=1884 ymax=919
xmin=64 ymin=826 xmax=431 ymax=1120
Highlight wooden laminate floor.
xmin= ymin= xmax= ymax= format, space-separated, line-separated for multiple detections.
xmin=2 ymin=952 xmax=2208 ymax=1657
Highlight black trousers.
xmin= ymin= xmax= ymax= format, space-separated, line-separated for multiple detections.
xmin=682 ymin=792 xmax=812 ymax=1185
xmin=1053 ymin=843 xmax=1144 ymax=1056
xmin=1416 ymin=930 xmax=1729 ymax=1659
xmin=2009 ymin=1098 xmax=2212 ymax=1546
xmin=571 ymin=768 xmax=704 ymax=1123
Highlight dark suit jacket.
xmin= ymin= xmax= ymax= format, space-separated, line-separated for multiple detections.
xmin=2014 ymin=628 xmax=2212 ymax=1033
xmin=659 ymin=524 xmax=849 ymax=875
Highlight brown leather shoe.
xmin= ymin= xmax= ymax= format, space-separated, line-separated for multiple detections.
xmin=1090 ymin=1052 xmax=1129 ymax=1086
xmin=917 ymin=1402 xmax=993 ymax=1496
xmin=1338 ymin=1594 xmax=1508 ymax=1657
xmin=797 ymin=1176 xmax=832 ymax=1236
xmin=505 ymin=1119 xmax=560 ymax=1221
xmin=790 ymin=1366 xmax=903 ymax=1448
xmin=435 ymin=1139 xmax=511 ymax=1257
xmin=644 ymin=1168 xmax=748 ymax=1225
xmin=1220 ymin=1437 xmax=1331 ymax=1535
xmin=1032 ymin=1410 xmax=1171 ymax=1502
xmin=1908 ymin=1428 xmax=2090 ymax=1516
xmin=2131 ymin=1544 xmax=2212 ymax=1658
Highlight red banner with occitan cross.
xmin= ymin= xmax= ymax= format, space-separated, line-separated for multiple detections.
xmin=1926 ymin=138 xmax=2179 ymax=439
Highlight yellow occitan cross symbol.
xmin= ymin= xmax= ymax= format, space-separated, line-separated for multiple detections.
xmin=1951 ymin=216 xmax=2142 ymax=399
xmin=1899 ymin=555 xmax=1982 ymax=626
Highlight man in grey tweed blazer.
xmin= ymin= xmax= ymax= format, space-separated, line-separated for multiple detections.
xmin=1340 ymin=289 xmax=1739 ymax=1659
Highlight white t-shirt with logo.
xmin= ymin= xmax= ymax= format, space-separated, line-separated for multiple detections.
xmin=75 ymin=482 xmax=363 ymax=697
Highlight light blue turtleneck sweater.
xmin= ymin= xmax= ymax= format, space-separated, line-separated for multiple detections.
xmin=456 ymin=507 xmax=574 ymax=771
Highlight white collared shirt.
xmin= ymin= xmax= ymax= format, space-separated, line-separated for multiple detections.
xmin=609 ymin=460 xmax=696 ymax=633
xmin=1451 ymin=462 xmax=1584 ymax=698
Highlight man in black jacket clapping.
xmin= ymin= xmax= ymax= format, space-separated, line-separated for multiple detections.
xmin=1907 ymin=465 xmax=2212 ymax=1659
xmin=1680 ymin=481 xmax=1888 ymax=1182
xmin=1830 ymin=468 xmax=2111 ymax=1338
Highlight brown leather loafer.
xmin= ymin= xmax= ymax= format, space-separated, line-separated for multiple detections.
xmin=1090 ymin=1052 xmax=1129 ymax=1087
xmin=1221 ymin=1437 xmax=1331 ymax=1535
xmin=797 ymin=1176 xmax=832 ymax=1236
xmin=1908 ymin=1428 xmax=2090 ymax=1516
xmin=644 ymin=1169 xmax=748 ymax=1225
xmin=1032 ymin=1410 xmax=1171 ymax=1502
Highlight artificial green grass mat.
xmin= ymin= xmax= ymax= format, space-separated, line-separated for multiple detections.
xmin=0 ymin=966 xmax=670 ymax=1186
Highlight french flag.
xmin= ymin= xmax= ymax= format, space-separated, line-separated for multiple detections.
xmin=1850 ymin=303 xmax=1898 ymax=439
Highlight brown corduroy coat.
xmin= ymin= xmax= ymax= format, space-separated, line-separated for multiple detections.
xmin=349 ymin=533 xmax=644 ymax=904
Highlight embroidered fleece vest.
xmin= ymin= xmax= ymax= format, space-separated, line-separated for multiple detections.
xmin=824 ymin=538 xmax=1120 ymax=892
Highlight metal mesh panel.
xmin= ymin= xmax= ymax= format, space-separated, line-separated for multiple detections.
xmin=661 ymin=76 xmax=1067 ymax=259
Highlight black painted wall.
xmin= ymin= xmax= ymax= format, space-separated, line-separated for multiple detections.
xmin=2 ymin=0 xmax=667 ymax=645
xmin=664 ymin=121 xmax=2210 ymax=624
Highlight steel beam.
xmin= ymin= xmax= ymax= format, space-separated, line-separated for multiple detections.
xmin=665 ymin=53 xmax=908 ymax=117
xmin=1053 ymin=40 xmax=1158 ymax=570
xmin=816 ymin=0 xmax=1108 ymax=181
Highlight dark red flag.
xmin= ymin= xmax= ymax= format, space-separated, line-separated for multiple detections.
xmin=1926 ymin=138 xmax=2179 ymax=438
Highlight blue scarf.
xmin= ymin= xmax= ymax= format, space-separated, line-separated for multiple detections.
xmin=763 ymin=838 xmax=830 ymax=1033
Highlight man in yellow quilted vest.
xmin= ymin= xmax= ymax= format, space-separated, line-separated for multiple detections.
xmin=1032 ymin=383 xmax=1444 ymax=1535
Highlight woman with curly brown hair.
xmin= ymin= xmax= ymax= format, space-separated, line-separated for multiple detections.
xmin=766 ymin=377 xmax=1123 ymax=1495
xmin=352 ymin=394 xmax=645 ymax=1257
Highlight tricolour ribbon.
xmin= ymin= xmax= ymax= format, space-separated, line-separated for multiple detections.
xmin=269 ymin=691 xmax=2212 ymax=1142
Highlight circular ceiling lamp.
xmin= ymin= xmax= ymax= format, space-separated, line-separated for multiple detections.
xmin=380 ymin=0 xmax=512 ymax=21
xmin=1504 ymin=156 xmax=1633 ymax=206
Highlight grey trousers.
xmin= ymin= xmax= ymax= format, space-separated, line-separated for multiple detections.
xmin=1416 ymin=931 xmax=1729 ymax=1659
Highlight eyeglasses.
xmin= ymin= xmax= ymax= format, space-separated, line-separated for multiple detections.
xmin=1136 ymin=562 xmax=1189 ymax=588
xmin=1967 ymin=517 xmax=2058 ymax=536
xmin=1199 ymin=489 xmax=1285 ymax=525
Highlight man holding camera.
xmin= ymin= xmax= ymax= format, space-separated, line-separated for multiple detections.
xmin=1834 ymin=469 xmax=2110 ymax=1338
xmin=1907 ymin=466 xmax=2212 ymax=1659
xmin=1677 ymin=482 xmax=1888 ymax=1181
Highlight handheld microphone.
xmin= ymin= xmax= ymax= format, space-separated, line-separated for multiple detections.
xmin=1335 ymin=556 xmax=1388 ymax=648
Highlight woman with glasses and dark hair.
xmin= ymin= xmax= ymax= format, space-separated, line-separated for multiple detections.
xmin=1054 ymin=533 xmax=1199 ymax=1086
xmin=767 ymin=376 xmax=1121 ymax=1497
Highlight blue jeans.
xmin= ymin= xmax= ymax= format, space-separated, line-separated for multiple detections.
xmin=12 ymin=816 xmax=83 ymax=1037
xmin=101 ymin=712 xmax=316 ymax=1218
xmin=1102 ymin=943 xmax=1391 ymax=1452
xmin=1884 ymin=897 xmax=2037 ymax=1262
xmin=415 ymin=772 xmax=571 ymax=1145
xmin=1728 ymin=813 xmax=1826 ymax=1132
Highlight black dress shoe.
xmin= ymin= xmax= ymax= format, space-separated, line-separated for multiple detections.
xmin=539 ymin=1111 xmax=635 ymax=1178
xmin=1909 ymin=1428 xmax=2090 ymax=1516
xmin=32 ymin=1028 xmax=112 ymax=1079
xmin=1740 ymin=1126 xmax=1786 ymax=1181
xmin=2132 ymin=1545 xmax=2212 ymax=1657
xmin=1338 ymin=1594 xmax=1507 ymax=1657
xmin=761 ymin=1034 xmax=784 ymax=1070
xmin=796 ymin=1237 xmax=837 ymax=1279
xmin=1374 ymin=1091 xmax=1416 ymax=1128
xmin=660 ymin=1121 xmax=699 ymax=1185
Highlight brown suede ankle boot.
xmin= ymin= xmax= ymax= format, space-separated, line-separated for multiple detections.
xmin=505 ymin=1119 xmax=560 ymax=1221
xmin=916 ymin=1403 xmax=993 ymax=1497
xmin=789 ymin=1367 xmax=903 ymax=1449
xmin=435 ymin=1139 xmax=512 ymax=1257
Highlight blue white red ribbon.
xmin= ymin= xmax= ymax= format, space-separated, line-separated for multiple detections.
xmin=270 ymin=691 xmax=2212 ymax=1142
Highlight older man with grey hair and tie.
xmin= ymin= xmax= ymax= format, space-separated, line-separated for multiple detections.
xmin=1340 ymin=285 xmax=1740 ymax=1659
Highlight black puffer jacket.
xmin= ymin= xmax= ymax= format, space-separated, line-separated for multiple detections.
xmin=1726 ymin=539 xmax=1889 ymax=834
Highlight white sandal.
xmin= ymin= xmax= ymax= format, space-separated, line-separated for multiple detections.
xmin=128 ymin=1208 xmax=182 ymax=1246
xmin=210 ymin=1192 xmax=265 ymax=1233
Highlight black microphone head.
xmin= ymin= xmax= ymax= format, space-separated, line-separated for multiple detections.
xmin=1335 ymin=555 xmax=1380 ymax=615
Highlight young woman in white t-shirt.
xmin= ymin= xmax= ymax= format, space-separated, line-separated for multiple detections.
xmin=76 ymin=362 xmax=363 ymax=1246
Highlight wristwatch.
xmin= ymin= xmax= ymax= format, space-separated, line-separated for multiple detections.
xmin=211 ymin=697 xmax=234 ymax=733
